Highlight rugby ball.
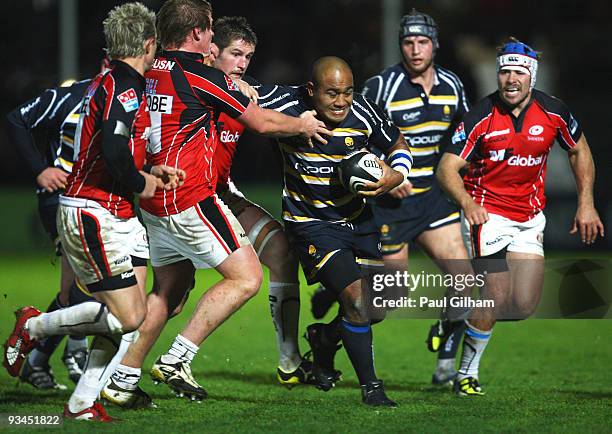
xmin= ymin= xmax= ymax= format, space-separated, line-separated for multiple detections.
xmin=338 ymin=150 xmax=383 ymax=194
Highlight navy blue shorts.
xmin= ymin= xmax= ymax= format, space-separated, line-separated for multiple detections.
xmin=285 ymin=208 xmax=382 ymax=293
xmin=371 ymin=183 xmax=460 ymax=255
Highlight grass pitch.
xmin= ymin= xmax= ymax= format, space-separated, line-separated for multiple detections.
xmin=0 ymin=255 xmax=611 ymax=433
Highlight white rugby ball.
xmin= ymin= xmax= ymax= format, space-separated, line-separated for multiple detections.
xmin=338 ymin=150 xmax=383 ymax=194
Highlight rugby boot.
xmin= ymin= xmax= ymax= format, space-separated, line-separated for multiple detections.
xmin=150 ymin=356 xmax=207 ymax=401
xmin=454 ymin=376 xmax=485 ymax=396
xmin=19 ymin=359 xmax=66 ymax=390
xmin=3 ymin=306 xmax=41 ymax=377
xmin=101 ymin=377 xmax=156 ymax=409
xmin=361 ymin=380 xmax=397 ymax=407
xmin=63 ymin=401 xmax=114 ymax=422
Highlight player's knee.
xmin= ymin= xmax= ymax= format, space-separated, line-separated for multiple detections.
xmin=113 ymin=305 xmax=146 ymax=333
xmin=513 ymin=297 xmax=538 ymax=319
xmin=339 ymin=281 xmax=368 ymax=322
xmin=236 ymin=263 xmax=263 ymax=300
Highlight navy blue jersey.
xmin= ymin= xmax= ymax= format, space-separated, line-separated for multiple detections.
xmin=258 ymin=85 xmax=401 ymax=223
xmin=362 ymin=64 xmax=469 ymax=195
xmin=7 ymin=80 xmax=90 ymax=192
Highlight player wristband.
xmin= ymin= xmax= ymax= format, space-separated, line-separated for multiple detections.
xmin=387 ymin=149 xmax=412 ymax=182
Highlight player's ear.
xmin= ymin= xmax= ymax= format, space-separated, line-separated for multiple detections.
xmin=306 ymin=81 xmax=315 ymax=97
xmin=145 ymin=37 xmax=156 ymax=56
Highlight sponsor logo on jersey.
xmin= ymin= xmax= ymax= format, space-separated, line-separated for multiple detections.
xmin=152 ymin=59 xmax=176 ymax=71
xmin=117 ymin=88 xmax=139 ymax=112
xmin=380 ymin=224 xmax=390 ymax=235
xmin=484 ymin=128 xmax=510 ymax=140
xmin=451 ymin=122 xmax=466 ymax=144
xmin=308 ymin=245 xmax=316 ymax=255
xmin=145 ymin=78 xmax=158 ymax=94
xmin=410 ymin=134 xmax=443 ymax=145
xmin=146 ymin=93 xmax=173 ymax=114
xmin=507 ymin=154 xmax=543 ymax=167
xmin=295 ymin=162 xmax=334 ymax=174
xmin=402 ymin=111 xmax=421 ymax=121
xmin=20 ymin=97 xmax=41 ymax=116
xmin=443 ymin=105 xmax=451 ymax=115
xmin=220 ymin=130 xmax=241 ymax=143
xmin=345 ymin=137 xmax=354 ymax=148
xmin=224 ymin=75 xmax=239 ymax=91
xmin=489 ymin=147 xmax=513 ymax=161
xmin=528 ymin=125 xmax=543 ymax=136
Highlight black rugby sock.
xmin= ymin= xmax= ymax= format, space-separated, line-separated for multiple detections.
xmin=340 ymin=319 xmax=377 ymax=385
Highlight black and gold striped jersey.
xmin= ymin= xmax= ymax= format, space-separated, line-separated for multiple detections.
xmin=7 ymin=79 xmax=89 ymax=193
xmin=258 ymin=85 xmax=401 ymax=223
xmin=362 ymin=63 xmax=469 ymax=195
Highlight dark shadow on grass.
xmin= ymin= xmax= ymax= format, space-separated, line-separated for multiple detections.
xmin=0 ymin=387 xmax=69 ymax=406
xmin=194 ymin=369 xmax=431 ymax=394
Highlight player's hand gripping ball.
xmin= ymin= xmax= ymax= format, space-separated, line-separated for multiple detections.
xmin=338 ymin=150 xmax=383 ymax=194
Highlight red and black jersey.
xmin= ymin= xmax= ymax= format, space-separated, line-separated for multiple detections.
xmin=64 ymin=61 xmax=149 ymax=219
xmin=140 ymin=51 xmax=251 ymax=217
xmin=212 ymin=76 xmax=258 ymax=188
xmin=447 ymin=89 xmax=582 ymax=222
xmin=213 ymin=113 xmax=244 ymax=188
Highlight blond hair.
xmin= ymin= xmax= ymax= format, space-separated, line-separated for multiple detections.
xmin=103 ymin=2 xmax=156 ymax=60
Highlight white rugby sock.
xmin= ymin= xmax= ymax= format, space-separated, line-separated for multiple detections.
xmin=26 ymin=302 xmax=123 ymax=339
xmin=68 ymin=331 xmax=137 ymax=413
xmin=269 ymin=282 xmax=302 ymax=372
xmin=165 ymin=334 xmax=199 ymax=364
xmin=457 ymin=321 xmax=493 ymax=380
xmin=110 ymin=363 xmax=141 ymax=391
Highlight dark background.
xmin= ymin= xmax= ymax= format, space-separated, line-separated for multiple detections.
xmin=1 ymin=0 xmax=610 ymax=250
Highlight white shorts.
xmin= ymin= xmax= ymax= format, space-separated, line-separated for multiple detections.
xmin=57 ymin=196 xmax=149 ymax=292
xmin=462 ymin=211 xmax=546 ymax=258
xmin=142 ymin=194 xmax=250 ymax=269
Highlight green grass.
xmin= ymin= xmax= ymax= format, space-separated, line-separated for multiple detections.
xmin=0 ymin=255 xmax=611 ymax=433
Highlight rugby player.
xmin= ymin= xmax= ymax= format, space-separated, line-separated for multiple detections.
xmin=3 ymin=3 xmax=183 ymax=421
xmin=7 ymin=78 xmax=97 ymax=388
xmin=438 ymin=38 xmax=604 ymax=396
xmin=312 ymin=9 xmax=473 ymax=385
xmin=258 ymin=56 xmax=412 ymax=406
xmin=100 ymin=0 xmax=331 ymax=406
xmin=208 ymin=17 xmax=310 ymax=386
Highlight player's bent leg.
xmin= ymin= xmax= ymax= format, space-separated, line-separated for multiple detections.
xmin=152 ymin=247 xmax=262 ymax=401
xmin=506 ymin=252 xmax=545 ymax=320
xmin=337 ymin=280 xmax=396 ymax=407
xmin=236 ymin=204 xmax=304 ymax=376
xmin=182 ymin=245 xmax=262 ymax=345
xmin=106 ymin=261 xmax=195 ymax=409
xmin=455 ymin=255 xmax=511 ymax=396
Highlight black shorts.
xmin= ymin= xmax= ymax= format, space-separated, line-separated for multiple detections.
xmin=285 ymin=208 xmax=382 ymax=293
xmin=371 ymin=182 xmax=460 ymax=255
xmin=38 ymin=191 xmax=62 ymax=254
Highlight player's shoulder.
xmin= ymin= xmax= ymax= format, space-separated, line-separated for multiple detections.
xmin=363 ymin=64 xmax=403 ymax=87
xmin=532 ymin=89 xmax=570 ymax=115
xmin=461 ymin=92 xmax=496 ymax=126
xmin=242 ymin=74 xmax=260 ymax=86
xmin=435 ymin=65 xmax=465 ymax=89
xmin=258 ymin=84 xmax=303 ymax=111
